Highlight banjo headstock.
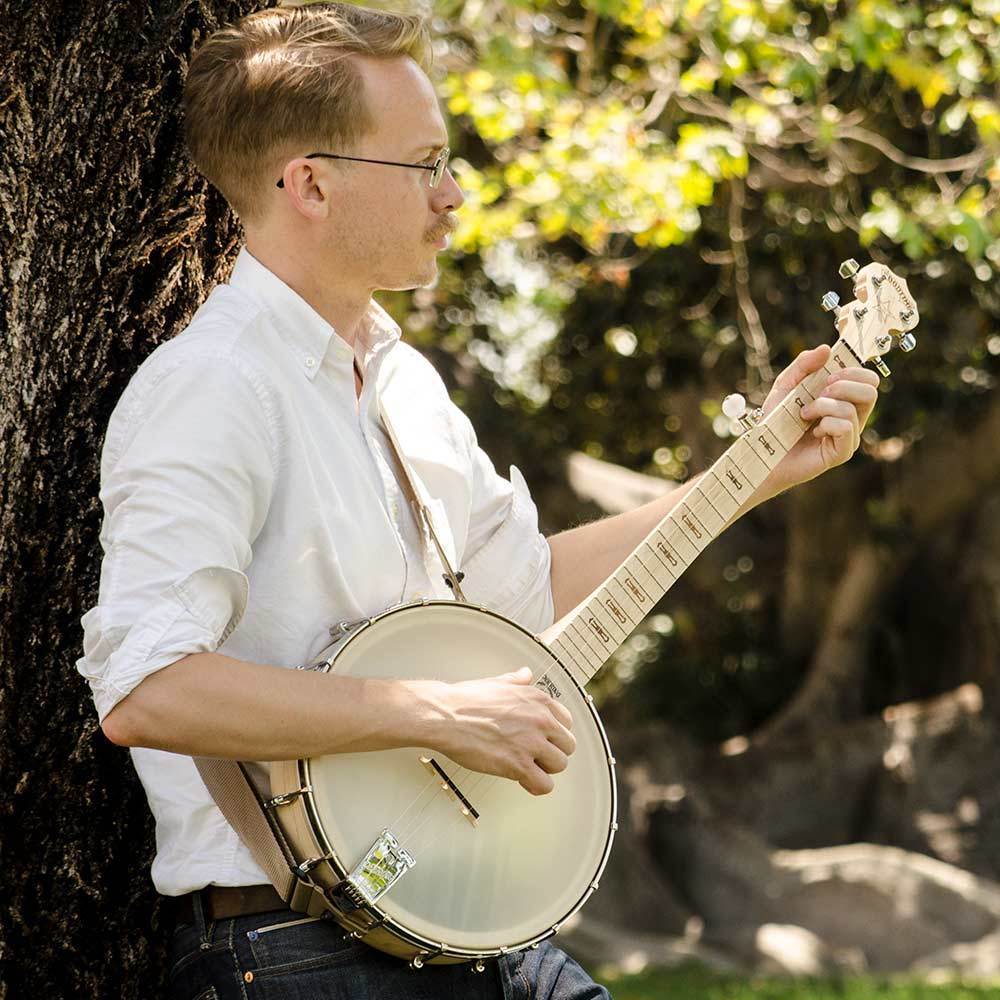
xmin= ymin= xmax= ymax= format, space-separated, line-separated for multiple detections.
xmin=820 ymin=259 xmax=920 ymax=377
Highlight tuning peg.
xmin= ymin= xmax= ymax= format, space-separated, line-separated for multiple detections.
xmin=872 ymin=356 xmax=891 ymax=377
xmin=722 ymin=393 xmax=747 ymax=420
xmin=899 ymin=333 xmax=917 ymax=352
xmin=821 ymin=291 xmax=840 ymax=312
xmin=722 ymin=394 xmax=761 ymax=431
xmin=839 ymin=259 xmax=860 ymax=279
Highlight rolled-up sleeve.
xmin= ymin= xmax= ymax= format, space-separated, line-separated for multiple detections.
xmin=76 ymin=356 xmax=277 ymax=724
xmin=456 ymin=417 xmax=554 ymax=634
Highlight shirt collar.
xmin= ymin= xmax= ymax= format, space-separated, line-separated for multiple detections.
xmin=227 ymin=245 xmax=400 ymax=381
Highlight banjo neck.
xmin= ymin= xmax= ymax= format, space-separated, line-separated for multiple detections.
xmin=541 ymin=338 xmax=863 ymax=687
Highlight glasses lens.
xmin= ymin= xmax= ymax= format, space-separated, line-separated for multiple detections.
xmin=431 ymin=148 xmax=450 ymax=188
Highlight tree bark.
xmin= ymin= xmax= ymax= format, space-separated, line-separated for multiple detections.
xmin=0 ymin=5 xmax=251 ymax=997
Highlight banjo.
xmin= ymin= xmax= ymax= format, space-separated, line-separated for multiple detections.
xmin=244 ymin=259 xmax=918 ymax=968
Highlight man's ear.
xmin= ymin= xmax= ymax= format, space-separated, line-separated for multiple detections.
xmin=280 ymin=162 xmax=333 ymax=219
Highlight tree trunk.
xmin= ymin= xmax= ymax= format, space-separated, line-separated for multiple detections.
xmin=759 ymin=391 xmax=1000 ymax=743
xmin=0 ymin=5 xmax=251 ymax=997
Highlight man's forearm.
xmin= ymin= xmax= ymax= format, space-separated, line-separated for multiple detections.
xmin=102 ymin=652 xmax=446 ymax=760
xmin=547 ymin=471 xmax=772 ymax=621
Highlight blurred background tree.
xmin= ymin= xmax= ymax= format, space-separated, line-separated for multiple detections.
xmin=382 ymin=0 xmax=1000 ymax=972
xmin=394 ymin=0 xmax=1000 ymax=744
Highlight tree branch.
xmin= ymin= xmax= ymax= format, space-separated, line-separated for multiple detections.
xmin=836 ymin=125 xmax=990 ymax=175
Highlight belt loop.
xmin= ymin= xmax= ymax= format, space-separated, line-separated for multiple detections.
xmin=192 ymin=889 xmax=214 ymax=946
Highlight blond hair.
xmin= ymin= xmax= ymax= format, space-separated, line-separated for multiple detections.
xmin=183 ymin=2 xmax=431 ymax=226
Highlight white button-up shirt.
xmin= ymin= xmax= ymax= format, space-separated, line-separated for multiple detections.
xmin=76 ymin=247 xmax=555 ymax=896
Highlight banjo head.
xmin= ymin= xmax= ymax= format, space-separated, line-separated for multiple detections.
xmin=297 ymin=601 xmax=617 ymax=956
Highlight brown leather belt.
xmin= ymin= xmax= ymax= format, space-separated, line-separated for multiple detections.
xmin=170 ymin=884 xmax=288 ymax=925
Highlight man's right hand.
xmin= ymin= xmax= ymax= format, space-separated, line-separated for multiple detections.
xmin=424 ymin=666 xmax=576 ymax=796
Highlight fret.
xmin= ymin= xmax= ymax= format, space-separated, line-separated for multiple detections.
xmin=581 ymin=615 xmax=614 ymax=660
xmin=643 ymin=539 xmax=679 ymax=582
xmin=549 ymin=635 xmax=593 ymax=688
xmin=744 ymin=429 xmax=781 ymax=473
xmin=627 ymin=553 xmax=663 ymax=601
xmin=587 ymin=597 xmax=628 ymax=643
xmin=568 ymin=616 xmax=605 ymax=665
xmin=549 ymin=635 xmax=584 ymax=681
xmin=828 ymin=342 xmax=854 ymax=370
xmin=714 ymin=459 xmax=751 ymax=506
xmin=571 ymin=612 xmax=607 ymax=662
xmin=754 ymin=425 xmax=786 ymax=462
xmin=779 ymin=394 xmax=811 ymax=430
xmin=680 ymin=501 xmax=712 ymax=542
xmin=661 ymin=518 xmax=701 ymax=561
xmin=609 ymin=575 xmax=647 ymax=618
xmin=653 ymin=528 xmax=691 ymax=569
xmin=598 ymin=586 xmax=637 ymax=632
xmin=688 ymin=490 xmax=725 ymax=535
xmin=571 ymin=626 xmax=606 ymax=679
xmin=727 ymin=437 xmax=769 ymax=489
xmin=789 ymin=379 xmax=817 ymax=405
xmin=765 ymin=404 xmax=804 ymax=451
xmin=699 ymin=473 xmax=741 ymax=524
xmin=562 ymin=630 xmax=598 ymax=685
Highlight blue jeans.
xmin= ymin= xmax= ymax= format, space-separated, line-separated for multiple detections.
xmin=166 ymin=890 xmax=612 ymax=999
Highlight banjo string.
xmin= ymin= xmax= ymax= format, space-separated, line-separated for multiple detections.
xmin=388 ymin=654 xmax=580 ymax=850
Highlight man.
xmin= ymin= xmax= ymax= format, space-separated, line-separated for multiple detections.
xmin=77 ymin=3 xmax=879 ymax=998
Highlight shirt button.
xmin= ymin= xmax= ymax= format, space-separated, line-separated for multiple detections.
xmin=304 ymin=356 xmax=316 ymax=369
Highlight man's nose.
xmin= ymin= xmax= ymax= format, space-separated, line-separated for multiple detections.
xmin=433 ymin=167 xmax=465 ymax=212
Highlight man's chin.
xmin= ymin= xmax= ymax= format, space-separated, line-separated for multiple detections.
xmin=376 ymin=256 xmax=440 ymax=293
xmin=407 ymin=260 xmax=440 ymax=290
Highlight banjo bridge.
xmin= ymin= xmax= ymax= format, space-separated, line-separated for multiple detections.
xmin=343 ymin=829 xmax=416 ymax=906
xmin=420 ymin=755 xmax=480 ymax=826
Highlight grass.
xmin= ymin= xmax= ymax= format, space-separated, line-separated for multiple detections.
xmin=593 ymin=963 xmax=1000 ymax=1000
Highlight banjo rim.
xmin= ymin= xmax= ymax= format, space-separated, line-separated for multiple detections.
xmin=272 ymin=599 xmax=619 ymax=962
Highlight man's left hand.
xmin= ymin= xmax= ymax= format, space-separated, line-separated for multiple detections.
xmin=755 ymin=343 xmax=880 ymax=502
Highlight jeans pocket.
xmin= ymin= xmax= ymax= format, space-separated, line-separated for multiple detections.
xmin=242 ymin=909 xmax=365 ymax=978
xmin=167 ymin=921 xmax=230 ymax=983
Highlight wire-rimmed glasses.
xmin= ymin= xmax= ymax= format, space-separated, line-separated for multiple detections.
xmin=276 ymin=147 xmax=450 ymax=189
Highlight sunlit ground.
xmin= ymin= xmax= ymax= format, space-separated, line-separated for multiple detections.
xmin=593 ymin=963 xmax=1000 ymax=1000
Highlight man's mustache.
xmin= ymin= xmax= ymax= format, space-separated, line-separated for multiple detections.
xmin=427 ymin=215 xmax=459 ymax=241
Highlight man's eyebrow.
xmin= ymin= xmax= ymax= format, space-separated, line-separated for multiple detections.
xmin=411 ymin=142 xmax=447 ymax=158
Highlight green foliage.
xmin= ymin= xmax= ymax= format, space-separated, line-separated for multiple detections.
xmin=391 ymin=0 xmax=1000 ymax=740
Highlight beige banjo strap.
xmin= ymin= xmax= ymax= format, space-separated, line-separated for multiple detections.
xmin=189 ymin=371 xmax=465 ymax=913
xmin=191 ymin=756 xmax=330 ymax=915
xmin=377 ymin=389 xmax=467 ymax=602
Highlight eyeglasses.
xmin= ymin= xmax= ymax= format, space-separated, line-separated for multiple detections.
xmin=276 ymin=146 xmax=450 ymax=189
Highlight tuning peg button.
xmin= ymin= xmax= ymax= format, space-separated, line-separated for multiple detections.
xmin=839 ymin=259 xmax=860 ymax=279
xmin=872 ymin=356 xmax=891 ymax=377
xmin=722 ymin=394 xmax=747 ymax=419
xmin=899 ymin=333 xmax=917 ymax=353
xmin=821 ymin=291 xmax=840 ymax=312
